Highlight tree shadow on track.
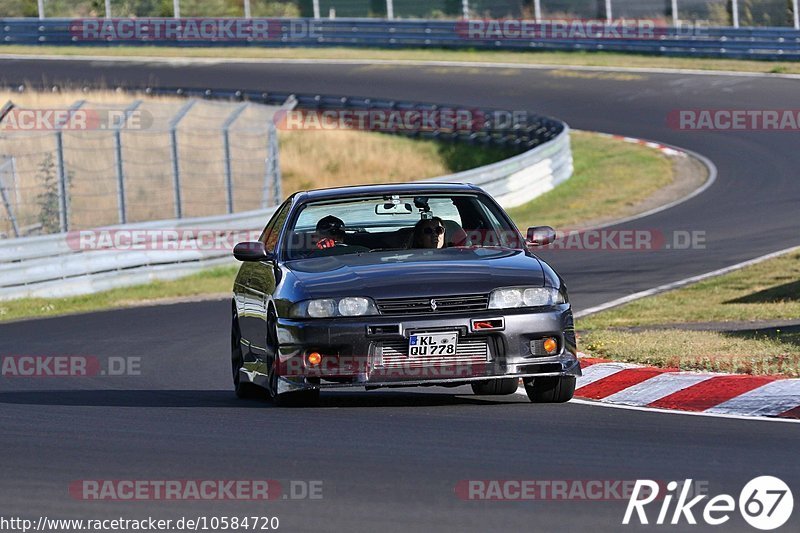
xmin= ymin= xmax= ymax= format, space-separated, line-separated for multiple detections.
xmin=0 ymin=389 xmax=525 ymax=408
xmin=316 ymin=390 xmax=525 ymax=408
xmin=0 ymin=390 xmax=254 ymax=408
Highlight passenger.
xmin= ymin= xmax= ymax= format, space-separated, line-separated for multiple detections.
xmin=411 ymin=217 xmax=446 ymax=249
xmin=314 ymin=215 xmax=346 ymax=249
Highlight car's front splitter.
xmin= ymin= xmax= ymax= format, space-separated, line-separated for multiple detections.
xmin=267 ymin=355 xmax=581 ymax=394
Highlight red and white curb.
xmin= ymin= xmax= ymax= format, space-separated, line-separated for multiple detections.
xmin=591 ymin=132 xmax=686 ymax=157
xmin=567 ymin=357 xmax=800 ymax=421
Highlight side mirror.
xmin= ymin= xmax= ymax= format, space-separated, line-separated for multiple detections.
xmin=526 ymin=226 xmax=556 ymax=247
xmin=234 ymin=241 xmax=273 ymax=262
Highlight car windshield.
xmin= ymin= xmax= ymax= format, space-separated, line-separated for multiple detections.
xmin=284 ymin=192 xmax=521 ymax=260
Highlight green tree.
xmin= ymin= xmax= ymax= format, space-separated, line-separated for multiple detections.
xmin=36 ymin=154 xmax=61 ymax=234
xmin=0 ymin=0 xmax=42 ymax=16
xmin=369 ymin=0 xmax=387 ymax=18
xmin=740 ymin=0 xmax=754 ymax=26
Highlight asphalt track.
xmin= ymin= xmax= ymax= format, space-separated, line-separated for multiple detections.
xmin=0 ymin=57 xmax=799 ymax=532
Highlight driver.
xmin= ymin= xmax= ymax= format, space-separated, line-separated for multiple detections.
xmin=411 ymin=217 xmax=446 ymax=249
xmin=314 ymin=215 xmax=346 ymax=250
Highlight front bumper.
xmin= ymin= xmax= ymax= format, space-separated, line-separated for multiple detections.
xmin=264 ymin=306 xmax=579 ymax=393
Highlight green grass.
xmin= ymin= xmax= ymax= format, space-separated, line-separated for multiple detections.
xmin=579 ymin=250 xmax=800 ymax=376
xmin=3 ymin=45 xmax=800 ymax=75
xmin=0 ymin=131 xmax=673 ymax=323
xmin=580 ymin=251 xmax=800 ymax=329
xmin=508 ymin=131 xmax=673 ymax=230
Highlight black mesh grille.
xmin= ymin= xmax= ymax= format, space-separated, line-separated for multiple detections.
xmin=376 ymin=294 xmax=489 ymax=315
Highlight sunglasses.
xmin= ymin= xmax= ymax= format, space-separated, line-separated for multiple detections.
xmin=423 ymin=226 xmax=445 ymax=236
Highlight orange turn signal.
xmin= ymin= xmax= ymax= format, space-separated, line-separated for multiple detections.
xmin=543 ymin=338 xmax=558 ymax=354
xmin=307 ymin=352 xmax=322 ymax=366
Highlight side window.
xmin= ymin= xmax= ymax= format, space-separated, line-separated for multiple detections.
xmin=259 ymin=201 xmax=291 ymax=252
xmin=476 ymin=198 xmax=519 ymax=247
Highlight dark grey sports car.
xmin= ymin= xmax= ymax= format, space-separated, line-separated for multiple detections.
xmin=231 ymin=183 xmax=580 ymax=406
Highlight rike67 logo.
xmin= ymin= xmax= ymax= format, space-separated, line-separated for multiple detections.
xmin=624 ymin=476 xmax=793 ymax=530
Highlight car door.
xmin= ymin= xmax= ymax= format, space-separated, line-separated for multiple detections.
xmin=238 ymin=201 xmax=291 ymax=375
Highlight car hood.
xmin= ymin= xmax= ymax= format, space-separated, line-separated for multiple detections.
xmin=284 ymin=248 xmax=546 ymax=300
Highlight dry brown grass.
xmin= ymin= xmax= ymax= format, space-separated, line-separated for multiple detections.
xmin=279 ymin=129 xmax=452 ymax=193
xmin=581 ymin=329 xmax=800 ymax=377
xmin=4 ymin=46 xmax=800 ymax=76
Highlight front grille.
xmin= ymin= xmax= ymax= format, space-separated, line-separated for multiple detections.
xmin=376 ymin=338 xmax=489 ymax=368
xmin=376 ymin=294 xmax=489 ymax=315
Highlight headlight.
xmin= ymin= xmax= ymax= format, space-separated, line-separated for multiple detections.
xmin=338 ymin=297 xmax=371 ymax=316
xmin=488 ymin=287 xmax=564 ymax=309
xmin=308 ymin=299 xmax=336 ymax=318
xmin=291 ymin=297 xmax=378 ymax=318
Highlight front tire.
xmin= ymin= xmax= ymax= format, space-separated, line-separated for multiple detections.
xmin=471 ymin=378 xmax=519 ymax=396
xmin=232 ymin=312 xmax=263 ymax=399
xmin=523 ymin=376 xmax=575 ymax=403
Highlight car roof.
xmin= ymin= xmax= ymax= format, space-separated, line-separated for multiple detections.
xmin=294 ymin=182 xmax=482 ymax=202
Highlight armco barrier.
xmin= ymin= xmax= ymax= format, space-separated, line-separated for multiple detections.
xmin=142 ymin=87 xmax=564 ymax=150
xmin=2 ymin=18 xmax=800 ymax=60
xmin=0 ymin=207 xmax=275 ymax=299
xmin=0 ymin=89 xmax=572 ymax=301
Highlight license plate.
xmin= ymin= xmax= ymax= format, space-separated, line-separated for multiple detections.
xmin=408 ymin=332 xmax=458 ymax=357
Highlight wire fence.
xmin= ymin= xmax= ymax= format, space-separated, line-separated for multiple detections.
xmin=4 ymin=0 xmax=798 ymax=28
xmin=0 ymin=156 xmax=20 ymax=238
xmin=0 ymin=97 xmax=287 ymax=237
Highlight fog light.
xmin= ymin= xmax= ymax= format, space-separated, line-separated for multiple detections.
xmin=543 ymin=338 xmax=558 ymax=355
xmin=307 ymin=352 xmax=322 ymax=366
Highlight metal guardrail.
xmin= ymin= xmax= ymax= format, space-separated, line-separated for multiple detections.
xmin=0 ymin=206 xmax=274 ymax=299
xmin=427 ymin=125 xmax=572 ymax=209
xmin=142 ymin=86 xmax=564 ymax=151
xmin=0 ymin=89 xmax=572 ymax=301
xmin=2 ymin=18 xmax=800 ymax=60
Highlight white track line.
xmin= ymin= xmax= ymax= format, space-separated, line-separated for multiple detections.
xmin=705 ymin=379 xmax=800 ymax=417
xmin=602 ymin=372 xmax=716 ymax=406
xmin=3 ymin=54 xmax=800 ymax=80
xmin=575 ymin=244 xmax=800 ymax=318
